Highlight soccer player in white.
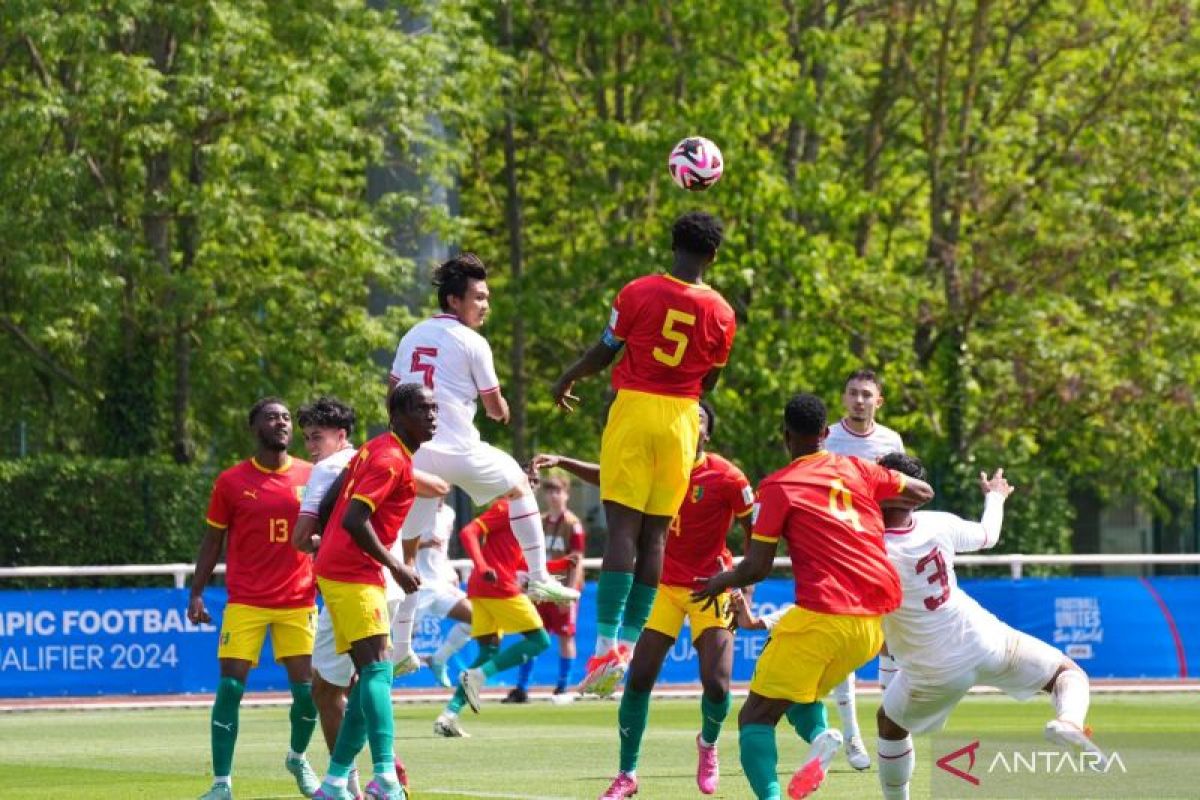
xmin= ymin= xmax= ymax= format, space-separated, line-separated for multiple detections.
xmin=821 ymin=368 xmax=906 ymax=770
xmin=413 ymin=501 xmax=474 ymax=689
xmin=389 ymin=253 xmax=578 ymax=668
xmin=873 ymin=453 xmax=1100 ymax=800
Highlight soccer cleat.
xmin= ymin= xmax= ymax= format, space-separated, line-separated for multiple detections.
xmin=526 ymin=577 xmax=581 ymax=605
xmin=1045 ymin=719 xmax=1107 ymax=769
xmin=428 ymin=656 xmax=452 ymax=688
xmin=198 ymin=783 xmax=233 ymax=800
xmin=392 ymin=652 xmax=421 ymax=679
xmin=501 ymin=687 xmax=529 ymax=704
xmin=348 ymin=769 xmax=364 ymax=800
xmin=578 ymin=646 xmax=630 ymax=698
xmin=696 ymin=734 xmax=720 ymax=794
xmin=598 ymin=771 xmax=639 ymax=799
xmin=394 ymin=757 xmax=409 ymax=789
xmin=460 ymin=667 xmax=485 ymax=713
xmin=285 ymin=754 xmax=321 ymax=797
xmin=787 ymin=729 xmax=843 ymax=799
xmin=433 ymin=711 xmax=471 ymax=737
xmin=844 ymin=734 xmax=871 ymax=771
xmin=364 ymin=775 xmax=406 ymax=800
xmin=312 ymin=784 xmax=353 ymax=800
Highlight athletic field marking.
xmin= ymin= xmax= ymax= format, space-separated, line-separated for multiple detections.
xmin=424 ymin=789 xmax=576 ymax=800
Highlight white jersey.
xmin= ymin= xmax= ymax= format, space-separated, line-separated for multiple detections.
xmin=881 ymin=495 xmax=1007 ymax=680
xmin=390 ymin=315 xmax=501 ymax=453
xmin=415 ymin=503 xmax=460 ymax=586
xmin=298 ymin=446 xmax=357 ymax=517
xmin=825 ymin=419 xmax=905 ymax=462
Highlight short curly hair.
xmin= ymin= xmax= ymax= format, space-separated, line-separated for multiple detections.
xmin=672 ymin=211 xmax=724 ymax=258
xmin=879 ymin=452 xmax=927 ymax=483
xmin=433 ymin=253 xmax=488 ymax=312
xmin=784 ymin=393 xmax=827 ymax=437
xmin=297 ymin=396 xmax=355 ymax=435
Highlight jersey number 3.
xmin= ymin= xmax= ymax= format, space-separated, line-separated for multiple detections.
xmin=411 ymin=347 xmax=438 ymax=389
xmin=652 ymin=309 xmax=696 ymax=367
xmin=915 ymin=547 xmax=951 ymax=610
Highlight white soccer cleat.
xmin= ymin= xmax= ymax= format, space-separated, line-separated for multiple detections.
xmin=788 ymin=729 xmax=843 ymax=799
xmin=526 ymin=577 xmax=580 ymax=605
xmin=844 ymin=734 xmax=871 ymax=771
xmin=392 ymin=651 xmax=421 ymax=679
xmin=433 ymin=711 xmax=471 ymax=738
xmin=1045 ymin=719 xmax=1107 ymax=770
xmin=460 ymin=667 xmax=486 ymax=713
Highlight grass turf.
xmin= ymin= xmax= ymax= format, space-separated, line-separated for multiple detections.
xmin=0 ymin=693 xmax=1196 ymax=798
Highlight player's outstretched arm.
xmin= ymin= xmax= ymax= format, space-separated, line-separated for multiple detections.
xmin=341 ymin=499 xmax=420 ymax=593
xmin=890 ymin=473 xmax=935 ymax=508
xmin=414 ymin=468 xmax=451 ymax=498
xmin=457 ymin=519 xmax=496 ymax=582
xmin=480 ymin=389 xmax=511 ymax=424
xmin=551 ymin=341 xmax=619 ymax=412
xmin=531 ymin=453 xmax=601 ymax=487
xmin=187 ymin=525 xmax=226 ymax=624
xmin=692 ymin=537 xmax=775 ymax=603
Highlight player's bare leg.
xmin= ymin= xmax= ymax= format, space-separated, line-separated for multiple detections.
xmin=876 ymin=706 xmax=914 ymax=800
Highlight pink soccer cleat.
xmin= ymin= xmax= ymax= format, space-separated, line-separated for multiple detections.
xmin=695 ymin=734 xmax=719 ymax=794
xmin=787 ymin=729 xmax=842 ymax=799
xmin=598 ymin=771 xmax=639 ymax=799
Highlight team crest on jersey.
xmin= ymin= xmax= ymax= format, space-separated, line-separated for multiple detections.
xmin=690 ymin=485 xmax=705 ymax=503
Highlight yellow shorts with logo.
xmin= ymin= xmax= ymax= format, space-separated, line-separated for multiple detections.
xmin=645 ymin=584 xmax=732 ymax=644
xmin=749 ymin=606 xmax=884 ymax=703
xmin=600 ymin=389 xmax=700 ymax=517
xmin=217 ymin=603 xmax=317 ymax=666
xmin=471 ymin=595 xmax=544 ymax=638
xmin=316 ymin=577 xmax=390 ymax=655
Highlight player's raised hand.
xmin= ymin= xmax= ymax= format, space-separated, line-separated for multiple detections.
xmin=551 ymin=378 xmax=579 ymax=412
xmin=389 ymin=562 xmax=422 ymax=594
xmin=481 ymin=567 xmax=498 ymax=583
xmin=187 ymin=595 xmax=211 ymax=625
xmin=979 ymin=468 xmax=1014 ymax=497
xmin=530 ymin=453 xmax=561 ymax=472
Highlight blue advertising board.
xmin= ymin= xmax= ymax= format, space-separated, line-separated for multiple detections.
xmin=0 ymin=576 xmax=1195 ymax=697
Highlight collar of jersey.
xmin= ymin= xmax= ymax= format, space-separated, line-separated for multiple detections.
xmin=789 ymin=450 xmax=828 ymax=465
xmin=251 ymin=455 xmax=292 ymax=474
xmin=433 ymin=313 xmax=461 ymax=324
xmin=839 ymin=418 xmax=876 ymax=438
xmin=884 ymin=519 xmax=916 ymax=535
xmin=660 ymin=273 xmax=710 ymax=290
xmin=692 ymin=452 xmax=708 ymax=469
xmin=389 ymin=431 xmax=413 ymax=457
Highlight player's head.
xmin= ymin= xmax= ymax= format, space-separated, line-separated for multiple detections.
xmin=248 ymin=396 xmax=291 ymax=453
xmin=842 ymin=368 xmax=885 ymax=424
xmin=297 ymin=396 xmax=355 ymax=462
xmin=672 ymin=211 xmax=724 ymax=268
xmin=434 ymin=252 xmax=490 ymax=329
xmin=697 ymin=399 xmax=716 ymax=455
xmin=388 ymin=382 xmax=438 ymax=446
xmin=878 ymin=452 xmax=927 ymax=482
xmin=782 ymin=392 xmax=829 ymax=457
xmin=540 ymin=472 xmax=571 ymax=513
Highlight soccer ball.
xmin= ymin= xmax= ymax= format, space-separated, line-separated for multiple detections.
xmin=667 ymin=136 xmax=724 ymax=191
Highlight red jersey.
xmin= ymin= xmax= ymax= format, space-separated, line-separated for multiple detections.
xmin=607 ymin=274 xmax=736 ymax=399
xmin=315 ymin=431 xmax=416 ymax=587
xmin=462 ymin=500 xmax=526 ymax=599
xmin=662 ymin=452 xmax=754 ymax=587
xmin=206 ymin=456 xmax=314 ymax=608
xmin=543 ymin=509 xmax=586 ymax=588
xmin=751 ymin=451 xmax=907 ymax=616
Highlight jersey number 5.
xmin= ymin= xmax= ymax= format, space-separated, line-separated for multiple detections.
xmin=411 ymin=347 xmax=438 ymax=389
xmin=915 ymin=547 xmax=951 ymax=610
xmin=653 ymin=309 xmax=696 ymax=367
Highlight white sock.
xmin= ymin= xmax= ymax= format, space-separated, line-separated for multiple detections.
xmin=390 ymin=591 xmax=421 ymax=659
xmin=1052 ymin=668 xmax=1090 ymax=728
xmin=324 ymin=774 xmax=349 ymax=789
xmin=834 ymin=673 xmax=860 ymax=738
xmin=434 ymin=622 xmax=472 ymax=663
xmin=877 ymin=736 xmax=914 ymax=800
xmin=878 ymin=653 xmax=900 ymax=692
xmin=507 ymin=492 xmax=549 ymax=581
xmin=213 ymin=776 xmax=232 ymax=787
xmin=287 ymin=749 xmax=304 ymax=761
xmin=595 ymin=635 xmax=617 ymax=654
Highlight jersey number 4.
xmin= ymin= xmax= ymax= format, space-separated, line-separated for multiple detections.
xmin=915 ymin=547 xmax=951 ymax=610
xmin=652 ymin=309 xmax=696 ymax=367
xmin=410 ymin=347 xmax=438 ymax=389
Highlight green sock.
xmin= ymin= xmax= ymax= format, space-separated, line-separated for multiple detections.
xmin=329 ymin=678 xmax=368 ymax=772
xmin=618 ymin=686 xmax=652 ymax=773
xmin=288 ymin=681 xmax=318 ymax=755
xmin=211 ymin=676 xmax=244 ymax=778
xmin=448 ymin=642 xmax=498 ymax=714
xmin=481 ymin=629 xmax=551 ymax=678
xmin=358 ymin=661 xmax=395 ymax=775
xmin=618 ymin=581 xmax=658 ymax=644
xmin=596 ymin=570 xmax=634 ymax=644
xmin=739 ymin=724 xmax=782 ymax=799
xmin=785 ymin=701 xmax=828 ymax=744
xmin=700 ymin=692 xmax=731 ymax=746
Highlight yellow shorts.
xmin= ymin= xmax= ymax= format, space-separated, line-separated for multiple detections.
xmin=749 ymin=606 xmax=883 ymax=703
xmin=645 ymin=584 xmax=732 ymax=644
xmin=600 ymin=389 xmax=700 ymax=517
xmin=317 ymin=577 xmax=390 ymax=654
xmin=217 ymin=603 xmax=316 ymax=666
xmin=471 ymin=595 xmax=544 ymax=639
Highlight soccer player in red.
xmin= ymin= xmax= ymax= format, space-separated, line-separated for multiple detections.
xmin=310 ymin=383 xmax=437 ymax=800
xmin=432 ymin=499 xmax=556 ymax=737
xmin=693 ymin=393 xmax=933 ymax=800
xmin=552 ymin=211 xmax=737 ymax=696
xmin=188 ymin=397 xmax=317 ymax=800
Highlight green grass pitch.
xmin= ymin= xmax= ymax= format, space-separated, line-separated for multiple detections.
xmin=0 ymin=693 xmax=1196 ymax=799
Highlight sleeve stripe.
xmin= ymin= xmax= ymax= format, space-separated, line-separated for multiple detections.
xmin=896 ymin=473 xmax=907 ymax=493
xmin=478 ymin=386 xmax=500 ymax=395
xmin=297 ymin=510 xmax=318 ymax=519
xmin=351 ymin=494 xmax=377 ymax=512
xmin=751 ymin=533 xmax=780 ymax=544
xmin=477 ymin=518 xmax=490 ymax=535
xmin=206 ymin=518 xmax=228 ymax=529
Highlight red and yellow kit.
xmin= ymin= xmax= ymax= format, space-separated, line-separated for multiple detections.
xmin=661 ymin=452 xmax=754 ymax=588
xmin=751 ymin=451 xmax=906 ymax=616
xmin=542 ymin=509 xmax=586 ymax=587
xmin=315 ymin=431 xmax=416 ymax=587
xmin=608 ymin=274 xmax=736 ymax=400
xmin=206 ymin=455 xmax=314 ymax=608
xmin=460 ymin=500 xmax=544 ymax=637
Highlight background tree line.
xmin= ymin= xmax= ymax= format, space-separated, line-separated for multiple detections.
xmin=2 ymin=0 xmax=1198 ymax=561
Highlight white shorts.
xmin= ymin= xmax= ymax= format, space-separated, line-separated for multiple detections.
xmin=414 ymin=582 xmax=467 ymax=621
xmin=882 ymin=629 xmax=1064 ymax=735
xmin=312 ymin=598 xmax=408 ymax=689
xmin=400 ymin=443 xmax=526 ymax=540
